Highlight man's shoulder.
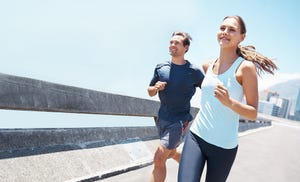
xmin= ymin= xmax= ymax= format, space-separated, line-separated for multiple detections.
xmin=186 ymin=61 xmax=205 ymax=81
xmin=155 ymin=61 xmax=171 ymax=69
xmin=187 ymin=61 xmax=201 ymax=71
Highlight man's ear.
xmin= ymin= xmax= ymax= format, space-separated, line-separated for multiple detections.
xmin=185 ymin=45 xmax=189 ymax=52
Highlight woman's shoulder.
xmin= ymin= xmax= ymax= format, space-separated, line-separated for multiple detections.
xmin=239 ymin=60 xmax=256 ymax=72
xmin=202 ymin=60 xmax=214 ymax=73
xmin=236 ymin=60 xmax=257 ymax=81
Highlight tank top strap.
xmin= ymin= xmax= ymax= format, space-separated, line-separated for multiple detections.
xmin=231 ymin=57 xmax=244 ymax=72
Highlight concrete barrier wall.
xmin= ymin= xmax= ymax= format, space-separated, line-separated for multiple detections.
xmin=0 ymin=73 xmax=160 ymax=116
xmin=0 ymin=127 xmax=160 ymax=182
xmin=0 ymin=127 xmax=159 ymax=159
xmin=0 ymin=120 xmax=271 ymax=160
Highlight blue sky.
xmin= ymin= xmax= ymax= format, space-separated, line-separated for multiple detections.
xmin=1 ymin=0 xmax=300 ymax=128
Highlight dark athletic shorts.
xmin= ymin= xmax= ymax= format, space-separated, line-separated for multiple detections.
xmin=156 ymin=118 xmax=188 ymax=150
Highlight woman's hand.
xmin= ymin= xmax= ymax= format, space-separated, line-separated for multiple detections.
xmin=214 ymin=83 xmax=232 ymax=107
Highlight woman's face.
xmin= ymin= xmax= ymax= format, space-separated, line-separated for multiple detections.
xmin=217 ymin=17 xmax=245 ymax=49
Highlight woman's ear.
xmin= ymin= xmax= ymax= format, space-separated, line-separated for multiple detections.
xmin=241 ymin=33 xmax=246 ymax=41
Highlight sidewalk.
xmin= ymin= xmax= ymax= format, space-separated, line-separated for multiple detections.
xmin=100 ymin=120 xmax=300 ymax=182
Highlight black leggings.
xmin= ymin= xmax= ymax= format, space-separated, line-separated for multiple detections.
xmin=178 ymin=131 xmax=238 ymax=182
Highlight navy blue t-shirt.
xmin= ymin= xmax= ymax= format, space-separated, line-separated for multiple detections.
xmin=149 ymin=61 xmax=204 ymax=122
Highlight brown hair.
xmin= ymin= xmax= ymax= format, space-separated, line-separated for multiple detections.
xmin=172 ymin=31 xmax=192 ymax=53
xmin=224 ymin=15 xmax=278 ymax=75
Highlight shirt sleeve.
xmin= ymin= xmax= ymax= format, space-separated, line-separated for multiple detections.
xmin=190 ymin=64 xmax=205 ymax=88
xmin=149 ymin=65 xmax=159 ymax=86
xmin=196 ymin=69 xmax=205 ymax=88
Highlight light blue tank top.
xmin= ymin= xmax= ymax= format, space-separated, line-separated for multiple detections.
xmin=190 ymin=57 xmax=244 ymax=149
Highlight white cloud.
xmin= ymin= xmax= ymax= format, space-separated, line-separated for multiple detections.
xmin=258 ymin=73 xmax=300 ymax=91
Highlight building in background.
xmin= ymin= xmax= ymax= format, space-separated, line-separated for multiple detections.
xmin=272 ymin=98 xmax=289 ymax=118
xmin=258 ymin=100 xmax=274 ymax=115
xmin=258 ymin=90 xmax=297 ymax=121
xmin=266 ymin=91 xmax=279 ymax=101
xmin=294 ymin=89 xmax=300 ymax=121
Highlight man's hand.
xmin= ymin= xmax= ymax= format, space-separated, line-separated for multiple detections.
xmin=154 ymin=81 xmax=167 ymax=91
xmin=147 ymin=81 xmax=167 ymax=97
xmin=183 ymin=120 xmax=189 ymax=133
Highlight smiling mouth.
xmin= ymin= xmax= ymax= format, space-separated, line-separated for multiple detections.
xmin=220 ymin=37 xmax=230 ymax=42
xmin=169 ymin=48 xmax=176 ymax=52
xmin=220 ymin=36 xmax=229 ymax=40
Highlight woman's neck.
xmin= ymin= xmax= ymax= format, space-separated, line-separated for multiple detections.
xmin=213 ymin=48 xmax=239 ymax=75
xmin=219 ymin=48 xmax=239 ymax=64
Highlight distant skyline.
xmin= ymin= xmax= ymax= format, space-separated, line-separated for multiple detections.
xmin=1 ymin=0 xmax=300 ymax=128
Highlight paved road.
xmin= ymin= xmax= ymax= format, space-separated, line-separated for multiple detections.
xmin=101 ymin=120 xmax=300 ymax=182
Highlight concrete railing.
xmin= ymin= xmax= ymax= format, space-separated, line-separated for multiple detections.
xmin=0 ymin=73 xmax=271 ymax=182
xmin=0 ymin=73 xmax=200 ymax=181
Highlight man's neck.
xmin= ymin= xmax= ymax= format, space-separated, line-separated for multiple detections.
xmin=171 ymin=56 xmax=186 ymax=65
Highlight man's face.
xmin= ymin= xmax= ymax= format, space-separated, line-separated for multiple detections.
xmin=169 ymin=35 xmax=187 ymax=57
